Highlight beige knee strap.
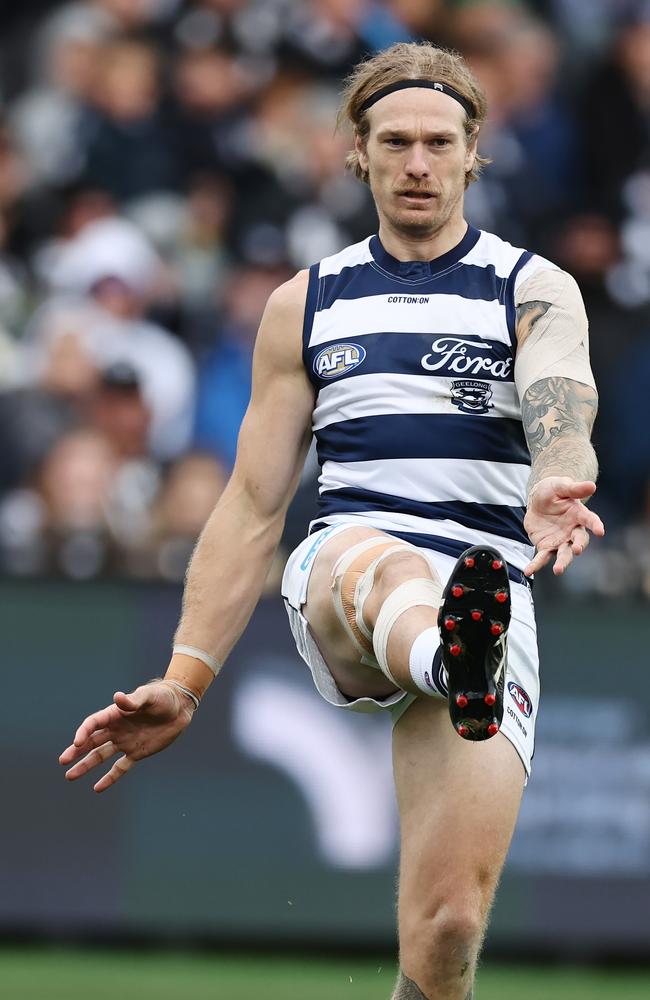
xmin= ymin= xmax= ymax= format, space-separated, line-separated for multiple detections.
xmin=373 ymin=578 xmax=443 ymax=684
xmin=331 ymin=537 xmax=417 ymax=666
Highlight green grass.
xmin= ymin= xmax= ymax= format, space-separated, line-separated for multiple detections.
xmin=1 ymin=949 xmax=650 ymax=1000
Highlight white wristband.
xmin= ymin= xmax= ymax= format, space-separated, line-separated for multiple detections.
xmin=164 ymin=680 xmax=200 ymax=711
xmin=172 ymin=644 xmax=221 ymax=676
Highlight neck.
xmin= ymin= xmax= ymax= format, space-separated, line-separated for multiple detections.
xmin=377 ymin=211 xmax=468 ymax=263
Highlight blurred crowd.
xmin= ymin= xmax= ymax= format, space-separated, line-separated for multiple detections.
xmin=0 ymin=0 xmax=648 ymax=598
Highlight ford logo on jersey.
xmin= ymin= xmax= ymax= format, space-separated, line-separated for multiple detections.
xmin=314 ymin=343 xmax=366 ymax=379
xmin=508 ymin=681 xmax=533 ymax=718
xmin=421 ymin=337 xmax=512 ymax=379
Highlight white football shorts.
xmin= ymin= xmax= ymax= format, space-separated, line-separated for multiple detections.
xmin=281 ymin=522 xmax=539 ymax=776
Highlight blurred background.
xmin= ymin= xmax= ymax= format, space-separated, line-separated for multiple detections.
xmin=1 ymin=0 xmax=649 ymax=997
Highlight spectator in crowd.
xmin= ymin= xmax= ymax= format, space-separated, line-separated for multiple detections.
xmin=171 ymin=0 xmax=282 ymax=64
xmin=172 ymin=42 xmax=263 ymax=180
xmin=231 ymin=75 xmax=375 ymax=266
xmin=451 ymin=3 xmax=579 ymax=248
xmin=30 ymin=184 xmax=117 ymax=285
xmin=282 ymin=0 xmax=414 ymax=76
xmin=91 ymin=0 xmax=174 ymax=34
xmin=194 ymin=263 xmax=291 ymax=467
xmin=152 ymin=451 xmax=228 ymax=580
xmin=21 ymin=215 xmax=196 ymax=459
xmin=89 ymin=361 xmax=152 ymax=459
xmin=0 ymin=210 xmax=30 ymax=338
xmin=387 ymin=0 xmax=445 ymax=38
xmin=8 ymin=5 xmax=112 ymax=189
xmin=581 ymin=2 xmax=650 ymax=216
xmin=81 ymin=37 xmax=180 ymax=201
xmin=30 ymin=427 xmax=118 ymax=578
xmin=149 ymin=436 xmax=287 ymax=586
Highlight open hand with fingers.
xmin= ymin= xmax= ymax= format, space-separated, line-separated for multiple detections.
xmin=59 ymin=681 xmax=195 ymax=792
xmin=523 ymin=477 xmax=605 ymax=577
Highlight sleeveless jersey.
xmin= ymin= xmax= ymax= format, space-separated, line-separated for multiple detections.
xmin=302 ymin=225 xmax=556 ymax=573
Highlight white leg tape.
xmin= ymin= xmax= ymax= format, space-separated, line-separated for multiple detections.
xmin=373 ymin=577 xmax=443 ymax=684
xmin=330 ymin=536 xmax=415 ymax=663
xmin=330 ymin=535 xmax=395 ymax=578
xmin=353 ymin=545 xmax=414 ymax=642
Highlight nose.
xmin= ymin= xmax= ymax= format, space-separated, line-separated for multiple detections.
xmin=404 ymin=142 xmax=430 ymax=179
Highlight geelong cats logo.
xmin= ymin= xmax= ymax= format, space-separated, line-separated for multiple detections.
xmin=450 ymin=379 xmax=494 ymax=414
xmin=314 ymin=343 xmax=366 ymax=379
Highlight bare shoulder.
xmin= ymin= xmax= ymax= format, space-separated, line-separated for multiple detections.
xmin=254 ymin=269 xmax=309 ymax=366
xmin=253 ymin=269 xmax=310 ymax=376
xmin=264 ymin=269 xmax=310 ymax=322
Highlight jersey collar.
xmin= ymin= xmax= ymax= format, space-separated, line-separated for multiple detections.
xmin=370 ymin=224 xmax=480 ymax=280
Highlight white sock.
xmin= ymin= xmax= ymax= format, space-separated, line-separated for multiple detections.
xmin=408 ymin=627 xmax=447 ymax=698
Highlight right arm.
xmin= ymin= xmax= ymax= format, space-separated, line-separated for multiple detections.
xmin=169 ymin=270 xmax=314 ymax=696
xmin=60 ymin=270 xmax=315 ymax=790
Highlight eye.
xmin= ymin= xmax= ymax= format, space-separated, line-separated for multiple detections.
xmin=432 ymin=137 xmax=450 ymax=147
xmin=385 ymin=137 xmax=406 ymax=147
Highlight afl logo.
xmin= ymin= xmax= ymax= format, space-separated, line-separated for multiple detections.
xmin=314 ymin=343 xmax=366 ymax=379
xmin=508 ymin=681 xmax=532 ymax=718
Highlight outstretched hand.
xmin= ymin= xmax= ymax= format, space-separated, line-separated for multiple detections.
xmin=59 ymin=681 xmax=195 ymax=793
xmin=523 ymin=477 xmax=605 ymax=577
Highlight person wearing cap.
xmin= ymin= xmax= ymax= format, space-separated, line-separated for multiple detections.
xmin=60 ymin=43 xmax=603 ymax=1000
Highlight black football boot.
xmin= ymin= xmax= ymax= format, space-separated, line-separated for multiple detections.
xmin=437 ymin=545 xmax=511 ymax=741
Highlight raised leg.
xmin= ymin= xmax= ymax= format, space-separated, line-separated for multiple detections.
xmin=303 ymin=526 xmax=442 ymax=698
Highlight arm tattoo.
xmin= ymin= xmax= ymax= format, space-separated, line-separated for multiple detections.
xmin=522 ymin=376 xmax=598 ymax=492
xmin=515 ymin=299 xmax=551 ymax=346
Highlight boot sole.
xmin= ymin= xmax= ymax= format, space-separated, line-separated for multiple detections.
xmin=437 ymin=545 xmax=511 ymax=741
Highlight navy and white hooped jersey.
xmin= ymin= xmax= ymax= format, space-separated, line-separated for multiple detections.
xmin=302 ymin=224 xmax=559 ymax=574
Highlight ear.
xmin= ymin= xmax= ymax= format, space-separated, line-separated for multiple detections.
xmin=355 ymin=132 xmax=369 ymax=175
xmin=464 ymin=126 xmax=478 ymax=174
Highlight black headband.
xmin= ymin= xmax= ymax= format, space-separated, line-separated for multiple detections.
xmin=359 ymin=79 xmax=475 ymax=119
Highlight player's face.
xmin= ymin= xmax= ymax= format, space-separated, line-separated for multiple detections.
xmin=356 ymin=88 xmax=477 ymax=240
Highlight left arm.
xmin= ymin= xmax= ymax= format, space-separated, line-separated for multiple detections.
xmin=522 ymin=375 xmax=598 ymax=493
xmin=514 ymin=269 xmax=605 ymax=576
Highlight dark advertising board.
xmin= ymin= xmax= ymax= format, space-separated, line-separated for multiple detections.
xmin=1 ymin=581 xmax=649 ymax=955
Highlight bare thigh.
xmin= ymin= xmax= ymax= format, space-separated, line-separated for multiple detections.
xmin=302 ymin=525 xmax=400 ymax=699
xmin=393 ymin=698 xmax=525 ymax=985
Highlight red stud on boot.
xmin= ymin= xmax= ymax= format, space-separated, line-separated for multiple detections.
xmin=470 ymin=610 xmax=483 ymax=621
xmin=444 ymin=617 xmax=456 ymax=631
xmin=449 ymin=644 xmax=461 ymax=657
xmin=464 ymin=556 xmax=475 ymax=568
xmin=457 ymin=724 xmax=469 ymax=738
xmin=490 ymin=622 xmax=503 ymax=635
xmin=495 ymin=590 xmax=508 ymax=604
xmin=456 ymin=694 xmax=468 ymax=708
xmin=491 ymin=559 xmax=503 ymax=570
xmin=484 ymin=693 xmax=496 ymax=707
xmin=451 ymin=584 xmax=464 ymax=598
xmin=487 ymin=723 xmax=499 ymax=737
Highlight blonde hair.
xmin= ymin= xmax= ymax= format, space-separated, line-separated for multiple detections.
xmin=338 ymin=42 xmax=490 ymax=188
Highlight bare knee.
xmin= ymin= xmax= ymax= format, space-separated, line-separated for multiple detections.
xmin=400 ymin=901 xmax=483 ymax=998
xmin=402 ymin=901 xmax=483 ymax=963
